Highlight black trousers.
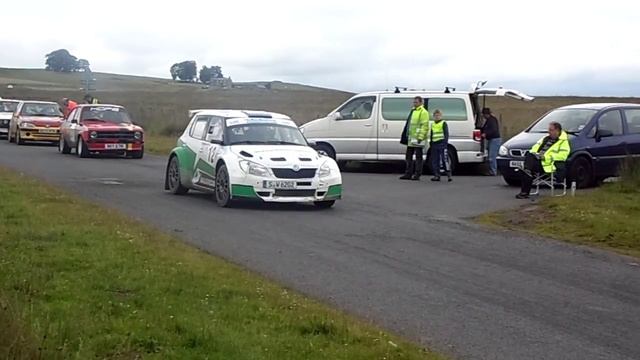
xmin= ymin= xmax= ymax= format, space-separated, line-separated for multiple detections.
xmin=404 ymin=147 xmax=424 ymax=175
xmin=520 ymin=153 xmax=543 ymax=194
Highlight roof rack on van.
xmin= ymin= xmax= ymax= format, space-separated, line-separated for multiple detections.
xmin=444 ymin=86 xmax=456 ymax=93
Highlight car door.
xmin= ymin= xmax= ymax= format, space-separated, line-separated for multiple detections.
xmin=377 ymin=95 xmax=414 ymax=159
xmin=196 ymin=116 xmax=225 ymax=186
xmin=63 ymin=108 xmax=80 ymax=146
xmin=186 ymin=115 xmax=215 ymax=189
xmin=587 ymin=109 xmax=627 ymax=178
xmin=622 ymin=108 xmax=640 ymax=157
xmin=328 ymin=96 xmax=377 ymax=160
xmin=10 ymin=102 xmax=23 ymax=139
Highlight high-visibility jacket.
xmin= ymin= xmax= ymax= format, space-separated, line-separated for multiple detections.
xmin=430 ymin=120 xmax=448 ymax=143
xmin=90 ymin=97 xmax=99 ymax=104
xmin=530 ymin=130 xmax=571 ymax=173
xmin=407 ymin=105 xmax=430 ymax=148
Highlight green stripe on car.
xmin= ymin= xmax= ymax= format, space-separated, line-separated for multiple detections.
xmin=325 ymin=184 xmax=342 ymax=199
xmin=231 ymin=185 xmax=258 ymax=198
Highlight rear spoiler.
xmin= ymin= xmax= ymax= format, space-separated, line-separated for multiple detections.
xmin=188 ymin=109 xmax=207 ymax=118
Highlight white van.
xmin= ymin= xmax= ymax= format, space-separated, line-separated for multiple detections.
xmin=300 ymin=86 xmax=533 ymax=170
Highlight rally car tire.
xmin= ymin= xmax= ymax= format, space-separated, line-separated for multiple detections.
xmin=314 ymin=200 xmax=336 ymax=209
xmin=215 ymin=164 xmax=233 ymax=207
xmin=131 ymin=147 xmax=144 ymax=159
xmin=166 ymin=156 xmax=189 ymax=195
xmin=59 ymin=136 xmax=71 ymax=154
xmin=77 ymin=137 xmax=89 ymax=158
xmin=16 ymin=131 xmax=24 ymax=145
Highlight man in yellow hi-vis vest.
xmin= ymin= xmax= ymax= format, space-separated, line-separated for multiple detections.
xmin=400 ymin=96 xmax=430 ymax=180
xmin=516 ymin=121 xmax=571 ymax=199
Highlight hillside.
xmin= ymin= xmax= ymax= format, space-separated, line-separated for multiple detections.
xmin=1 ymin=68 xmax=639 ymax=138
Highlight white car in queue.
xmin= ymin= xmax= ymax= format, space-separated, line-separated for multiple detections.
xmin=164 ymin=110 xmax=343 ymax=208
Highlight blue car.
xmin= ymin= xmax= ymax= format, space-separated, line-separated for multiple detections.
xmin=498 ymin=103 xmax=640 ymax=188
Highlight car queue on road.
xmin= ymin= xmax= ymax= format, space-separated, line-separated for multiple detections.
xmin=2 ymin=86 xmax=640 ymax=206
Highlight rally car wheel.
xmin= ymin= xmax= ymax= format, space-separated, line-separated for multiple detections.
xmin=166 ymin=156 xmax=189 ymax=195
xmin=59 ymin=136 xmax=71 ymax=154
xmin=314 ymin=200 xmax=335 ymax=209
xmin=131 ymin=148 xmax=144 ymax=159
xmin=76 ymin=137 xmax=89 ymax=158
xmin=16 ymin=131 xmax=24 ymax=145
xmin=215 ymin=164 xmax=233 ymax=207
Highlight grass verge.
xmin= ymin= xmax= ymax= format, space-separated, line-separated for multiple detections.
xmin=144 ymin=134 xmax=178 ymax=155
xmin=0 ymin=168 xmax=440 ymax=359
xmin=478 ymin=163 xmax=640 ymax=258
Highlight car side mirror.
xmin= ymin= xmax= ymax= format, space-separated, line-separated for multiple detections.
xmin=330 ymin=112 xmax=342 ymax=121
xmin=595 ymin=129 xmax=613 ymax=141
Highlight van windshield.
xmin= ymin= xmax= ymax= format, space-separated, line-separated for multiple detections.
xmin=528 ymin=109 xmax=597 ymax=134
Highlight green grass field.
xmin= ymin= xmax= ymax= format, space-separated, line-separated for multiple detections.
xmin=0 ymin=168 xmax=440 ymax=359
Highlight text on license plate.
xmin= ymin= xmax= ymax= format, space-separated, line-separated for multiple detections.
xmin=263 ymin=180 xmax=296 ymax=189
xmin=105 ymin=144 xmax=127 ymax=150
xmin=510 ymin=161 xmax=524 ymax=168
xmin=40 ymin=129 xmax=57 ymax=133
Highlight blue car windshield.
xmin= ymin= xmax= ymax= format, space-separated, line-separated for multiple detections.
xmin=529 ymin=109 xmax=597 ymax=134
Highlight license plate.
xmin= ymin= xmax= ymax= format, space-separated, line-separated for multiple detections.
xmin=510 ymin=160 xmax=524 ymax=168
xmin=0 ymin=128 xmax=7 ymax=133
xmin=40 ymin=129 xmax=57 ymax=133
xmin=263 ymin=180 xmax=296 ymax=189
xmin=105 ymin=143 xmax=127 ymax=150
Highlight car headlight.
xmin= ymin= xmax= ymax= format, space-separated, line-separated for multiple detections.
xmin=90 ymin=131 xmax=98 ymax=139
xmin=20 ymin=122 xmax=35 ymax=129
xmin=134 ymin=131 xmax=142 ymax=140
xmin=2 ymin=120 xmax=8 ymax=125
xmin=318 ymin=162 xmax=332 ymax=177
xmin=239 ymin=160 xmax=270 ymax=177
xmin=499 ymin=145 xmax=508 ymax=157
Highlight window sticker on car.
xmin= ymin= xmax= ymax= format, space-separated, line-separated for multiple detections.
xmin=89 ymin=107 xmax=120 ymax=112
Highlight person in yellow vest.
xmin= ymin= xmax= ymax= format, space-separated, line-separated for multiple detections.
xmin=429 ymin=109 xmax=452 ymax=182
xmin=399 ymin=96 xmax=430 ymax=180
xmin=516 ymin=121 xmax=571 ymax=199
xmin=83 ymin=94 xmax=99 ymax=104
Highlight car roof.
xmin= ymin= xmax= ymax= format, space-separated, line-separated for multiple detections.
xmin=20 ymin=100 xmax=58 ymax=105
xmin=190 ymin=109 xmax=291 ymax=120
xmin=77 ymin=104 xmax=124 ymax=108
xmin=0 ymin=99 xmax=21 ymax=103
xmin=557 ymin=103 xmax=640 ymax=110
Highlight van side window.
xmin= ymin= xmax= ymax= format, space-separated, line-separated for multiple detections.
xmin=597 ymin=110 xmax=623 ymax=136
xmin=624 ymin=109 xmax=640 ymax=134
xmin=427 ymin=98 xmax=468 ymax=121
xmin=337 ymin=97 xmax=375 ymax=120
xmin=190 ymin=116 xmax=210 ymax=139
xmin=381 ymin=98 xmax=413 ymax=121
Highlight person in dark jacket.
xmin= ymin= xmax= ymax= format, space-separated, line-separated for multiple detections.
xmin=429 ymin=109 xmax=452 ymax=182
xmin=481 ymin=108 xmax=501 ymax=176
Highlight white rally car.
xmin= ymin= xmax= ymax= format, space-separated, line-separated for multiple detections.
xmin=164 ymin=110 xmax=342 ymax=208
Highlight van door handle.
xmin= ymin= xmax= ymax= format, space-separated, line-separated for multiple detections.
xmin=364 ymin=124 xmax=372 ymax=127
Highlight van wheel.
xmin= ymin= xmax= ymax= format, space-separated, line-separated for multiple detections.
xmin=316 ymin=143 xmax=336 ymax=160
xmin=569 ymin=157 xmax=593 ymax=188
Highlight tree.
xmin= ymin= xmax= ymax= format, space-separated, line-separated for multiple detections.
xmin=77 ymin=59 xmax=91 ymax=72
xmin=45 ymin=49 xmax=79 ymax=72
xmin=169 ymin=61 xmax=197 ymax=82
xmin=199 ymin=65 xmax=224 ymax=83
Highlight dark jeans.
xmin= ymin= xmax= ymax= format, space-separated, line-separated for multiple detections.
xmin=520 ymin=153 xmax=543 ymax=194
xmin=404 ymin=146 xmax=424 ymax=176
xmin=430 ymin=141 xmax=451 ymax=177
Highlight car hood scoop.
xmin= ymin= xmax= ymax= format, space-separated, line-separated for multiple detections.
xmin=231 ymin=145 xmax=323 ymax=167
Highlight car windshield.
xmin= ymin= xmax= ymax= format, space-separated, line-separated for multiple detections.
xmin=528 ymin=109 xmax=597 ymax=134
xmin=0 ymin=101 xmax=19 ymax=113
xmin=227 ymin=123 xmax=307 ymax=146
xmin=20 ymin=103 xmax=62 ymax=117
xmin=80 ymin=106 xmax=132 ymax=124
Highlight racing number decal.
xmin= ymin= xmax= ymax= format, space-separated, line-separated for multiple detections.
xmin=208 ymin=146 xmax=218 ymax=163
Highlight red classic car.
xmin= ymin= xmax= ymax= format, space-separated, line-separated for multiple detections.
xmin=59 ymin=104 xmax=144 ymax=158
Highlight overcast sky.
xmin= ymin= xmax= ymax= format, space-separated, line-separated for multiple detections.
xmin=2 ymin=0 xmax=639 ymax=96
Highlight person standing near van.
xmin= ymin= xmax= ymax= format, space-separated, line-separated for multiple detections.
xmin=430 ymin=109 xmax=452 ymax=182
xmin=481 ymin=108 xmax=501 ymax=176
xmin=400 ymin=96 xmax=429 ymax=180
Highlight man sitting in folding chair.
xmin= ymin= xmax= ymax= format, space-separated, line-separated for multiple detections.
xmin=516 ymin=121 xmax=571 ymax=199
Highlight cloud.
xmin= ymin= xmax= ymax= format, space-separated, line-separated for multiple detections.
xmin=1 ymin=0 xmax=639 ymax=96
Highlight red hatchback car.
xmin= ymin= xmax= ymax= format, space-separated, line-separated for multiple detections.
xmin=59 ymin=104 xmax=144 ymax=158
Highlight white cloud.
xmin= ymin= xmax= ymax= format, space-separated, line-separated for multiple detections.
xmin=1 ymin=0 xmax=639 ymax=95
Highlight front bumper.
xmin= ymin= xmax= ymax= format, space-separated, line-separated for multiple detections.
xmin=19 ymin=128 xmax=60 ymax=141
xmin=85 ymin=140 xmax=144 ymax=152
xmin=229 ymin=173 xmax=342 ymax=203
xmin=497 ymin=156 xmax=524 ymax=179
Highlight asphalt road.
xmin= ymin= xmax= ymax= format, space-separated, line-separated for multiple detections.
xmin=1 ymin=140 xmax=639 ymax=360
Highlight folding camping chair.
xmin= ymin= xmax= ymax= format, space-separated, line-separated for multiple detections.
xmin=530 ymin=162 xmax=567 ymax=197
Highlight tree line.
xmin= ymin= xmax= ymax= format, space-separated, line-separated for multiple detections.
xmin=45 ymin=49 xmax=91 ymax=72
xmin=170 ymin=61 xmax=225 ymax=83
